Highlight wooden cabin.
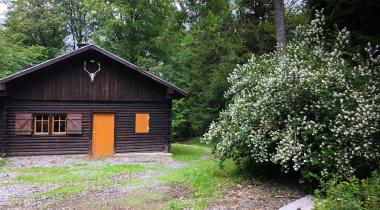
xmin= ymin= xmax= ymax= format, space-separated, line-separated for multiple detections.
xmin=0 ymin=44 xmax=186 ymax=156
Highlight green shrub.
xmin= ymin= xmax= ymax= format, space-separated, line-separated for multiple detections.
xmin=315 ymin=171 xmax=380 ymax=210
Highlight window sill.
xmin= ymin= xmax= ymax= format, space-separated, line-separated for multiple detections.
xmin=52 ymin=133 xmax=67 ymax=136
xmin=34 ymin=133 xmax=49 ymax=136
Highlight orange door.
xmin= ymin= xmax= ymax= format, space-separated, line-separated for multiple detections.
xmin=92 ymin=113 xmax=115 ymax=156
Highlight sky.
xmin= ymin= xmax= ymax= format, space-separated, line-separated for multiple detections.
xmin=0 ymin=2 xmax=7 ymax=25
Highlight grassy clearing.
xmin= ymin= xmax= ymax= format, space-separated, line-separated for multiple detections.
xmin=159 ymin=159 xmax=239 ymax=208
xmin=174 ymin=138 xmax=207 ymax=146
xmin=171 ymin=142 xmax=210 ymax=162
xmin=161 ymin=140 xmax=241 ymax=209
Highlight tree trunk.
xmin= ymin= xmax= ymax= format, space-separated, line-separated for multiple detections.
xmin=274 ymin=0 xmax=286 ymax=53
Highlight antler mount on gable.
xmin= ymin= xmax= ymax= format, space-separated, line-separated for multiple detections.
xmin=83 ymin=60 xmax=101 ymax=83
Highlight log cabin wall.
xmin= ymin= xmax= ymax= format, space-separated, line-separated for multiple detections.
xmin=5 ymin=100 xmax=169 ymax=156
xmin=0 ymin=101 xmax=4 ymax=156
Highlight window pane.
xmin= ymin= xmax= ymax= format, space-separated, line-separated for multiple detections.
xmin=36 ymin=121 xmax=41 ymax=133
xmin=60 ymin=121 xmax=66 ymax=132
xmin=54 ymin=120 xmax=59 ymax=132
xmin=36 ymin=115 xmax=42 ymax=121
xmin=43 ymin=121 xmax=49 ymax=133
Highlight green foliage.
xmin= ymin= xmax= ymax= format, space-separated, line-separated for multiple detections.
xmin=6 ymin=0 xmax=66 ymax=57
xmin=173 ymin=0 xmax=277 ymax=137
xmin=314 ymin=172 xmax=380 ymax=210
xmin=0 ymin=30 xmax=48 ymax=77
xmin=57 ymin=0 xmax=91 ymax=50
xmin=172 ymin=99 xmax=191 ymax=138
xmin=84 ymin=0 xmax=178 ymax=63
xmin=306 ymin=0 xmax=380 ymax=51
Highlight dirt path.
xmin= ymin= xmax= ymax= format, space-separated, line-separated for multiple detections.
xmin=206 ymin=182 xmax=304 ymax=210
xmin=0 ymin=154 xmax=304 ymax=209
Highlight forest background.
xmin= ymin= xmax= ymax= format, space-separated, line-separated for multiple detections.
xmin=0 ymin=0 xmax=379 ymax=139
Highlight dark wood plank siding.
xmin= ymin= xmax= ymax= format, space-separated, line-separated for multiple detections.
xmin=5 ymin=100 xmax=169 ymax=156
xmin=0 ymin=101 xmax=4 ymax=155
xmin=6 ymin=51 xmax=167 ymax=102
xmin=167 ymin=100 xmax=172 ymax=152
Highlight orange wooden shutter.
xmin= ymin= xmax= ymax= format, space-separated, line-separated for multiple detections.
xmin=135 ymin=113 xmax=149 ymax=133
xmin=67 ymin=113 xmax=82 ymax=134
xmin=15 ymin=113 xmax=33 ymax=135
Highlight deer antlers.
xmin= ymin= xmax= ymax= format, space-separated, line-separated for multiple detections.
xmin=83 ymin=61 xmax=101 ymax=82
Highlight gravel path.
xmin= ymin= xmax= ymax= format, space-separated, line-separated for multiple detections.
xmin=4 ymin=153 xmax=180 ymax=168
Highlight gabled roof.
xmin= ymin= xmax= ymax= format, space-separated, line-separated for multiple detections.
xmin=0 ymin=44 xmax=187 ymax=97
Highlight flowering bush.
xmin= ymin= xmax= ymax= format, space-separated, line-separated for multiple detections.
xmin=203 ymin=12 xmax=380 ymax=183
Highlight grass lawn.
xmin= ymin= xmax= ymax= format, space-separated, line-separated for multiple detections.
xmin=161 ymin=140 xmax=240 ymax=209
xmin=0 ymin=158 xmax=5 ymax=172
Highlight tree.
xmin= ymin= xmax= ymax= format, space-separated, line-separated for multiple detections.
xmin=274 ymin=0 xmax=286 ymax=50
xmin=84 ymin=0 xmax=178 ymax=64
xmin=306 ymin=0 xmax=380 ymax=51
xmin=0 ymin=29 xmax=47 ymax=77
xmin=57 ymin=0 xmax=90 ymax=50
xmin=173 ymin=0 xmax=242 ymax=137
xmin=171 ymin=0 xmax=278 ymax=137
xmin=5 ymin=0 xmax=66 ymax=57
xmin=234 ymin=0 xmax=276 ymax=55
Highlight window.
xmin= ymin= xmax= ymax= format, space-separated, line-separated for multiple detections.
xmin=52 ymin=114 xmax=66 ymax=134
xmin=34 ymin=114 xmax=49 ymax=135
xmin=135 ymin=113 xmax=149 ymax=133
